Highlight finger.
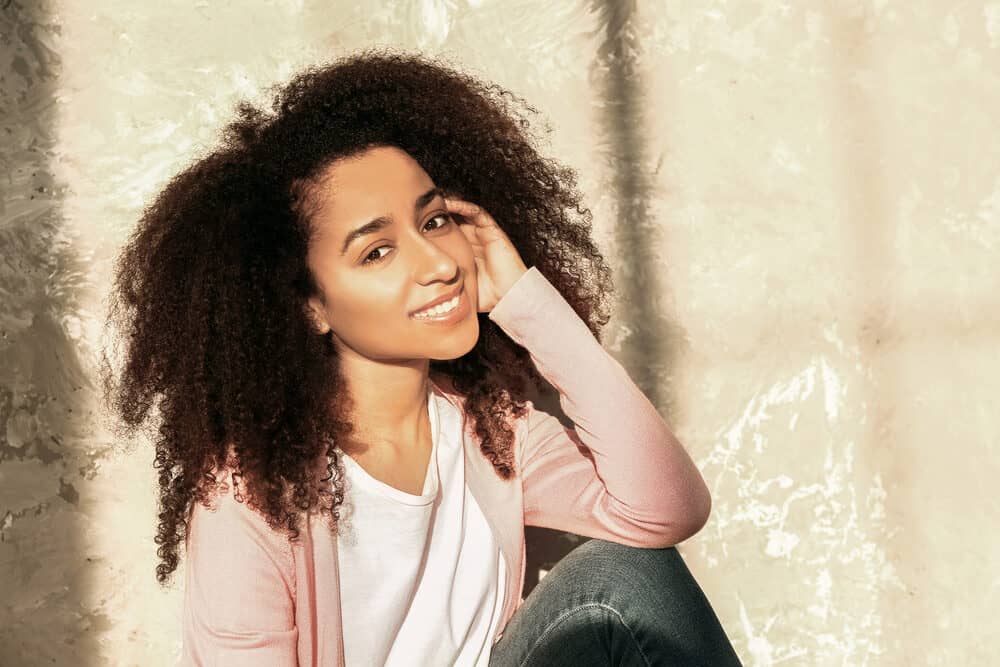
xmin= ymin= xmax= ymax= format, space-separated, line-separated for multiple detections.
xmin=442 ymin=197 xmax=478 ymax=211
xmin=445 ymin=198 xmax=505 ymax=237
xmin=459 ymin=223 xmax=482 ymax=248
xmin=443 ymin=198 xmax=488 ymax=222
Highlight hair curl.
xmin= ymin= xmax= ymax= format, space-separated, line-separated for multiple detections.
xmin=100 ymin=47 xmax=615 ymax=586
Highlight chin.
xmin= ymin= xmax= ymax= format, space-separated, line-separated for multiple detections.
xmin=427 ymin=320 xmax=480 ymax=361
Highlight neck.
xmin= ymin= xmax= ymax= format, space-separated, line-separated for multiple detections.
xmin=339 ymin=369 xmax=433 ymax=457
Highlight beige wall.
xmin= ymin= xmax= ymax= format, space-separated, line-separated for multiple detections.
xmin=2 ymin=1 xmax=997 ymax=665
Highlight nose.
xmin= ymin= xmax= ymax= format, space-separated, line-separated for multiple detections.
xmin=412 ymin=230 xmax=460 ymax=283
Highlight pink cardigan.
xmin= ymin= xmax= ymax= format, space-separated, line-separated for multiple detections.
xmin=179 ymin=266 xmax=711 ymax=666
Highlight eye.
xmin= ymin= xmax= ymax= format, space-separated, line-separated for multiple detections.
xmin=423 ymin=212 xmax=453 ymax=232
xmin=359 ymin=213 xmax=454 ymax=267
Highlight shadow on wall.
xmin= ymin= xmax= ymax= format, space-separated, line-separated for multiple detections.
xmin=522 ymin=0 xmax=683 ymax=598
xmin=0 ymin=1 xmax=108 ymax=666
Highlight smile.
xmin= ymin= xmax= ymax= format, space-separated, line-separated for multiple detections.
xmin=410 ymin=290 xmax=470 ymax=323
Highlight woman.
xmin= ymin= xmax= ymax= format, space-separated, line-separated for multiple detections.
xmin=102 ymin=48 xmax=742 ymax=666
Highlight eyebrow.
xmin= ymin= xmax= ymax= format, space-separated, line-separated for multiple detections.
xmin=339 ymin=186 xmax=446 ymax=256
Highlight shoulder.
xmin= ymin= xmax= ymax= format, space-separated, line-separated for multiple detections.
xmin=187 ymin=467 xmax=297 ymax=569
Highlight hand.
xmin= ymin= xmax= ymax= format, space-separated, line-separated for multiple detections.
xmin=444 ymin=197 xmax=528 ymax=313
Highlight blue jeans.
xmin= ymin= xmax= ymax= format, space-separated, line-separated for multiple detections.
xmin=488 ymin=538 xmax=743 ymax=666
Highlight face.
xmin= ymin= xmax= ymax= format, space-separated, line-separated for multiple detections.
xmin=303 ymin=145 xmax=479 ymax=363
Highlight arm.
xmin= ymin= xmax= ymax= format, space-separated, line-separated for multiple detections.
xmin=488 ymin=266 xmax=711 ymax=548
xmin=179 ymin=477 xmax=299 ymax=666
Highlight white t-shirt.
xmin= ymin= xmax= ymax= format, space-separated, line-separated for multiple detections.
xmin=335 ymin=385 xmax=508 ymax=667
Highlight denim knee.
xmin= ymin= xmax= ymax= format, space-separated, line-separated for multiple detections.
xmin=554 ymin=539 xmax=694 ymax=611
xmin=554 ymin=538 xmax=743 ymax=666
xmin=519 ymin=601 xmax=655 ymax=667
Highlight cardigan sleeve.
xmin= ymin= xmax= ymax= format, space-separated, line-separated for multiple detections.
xmin=487 ymin=266 xmax=712 ymax=548
xmin=179 ymin=476 xmax=299 ymax=666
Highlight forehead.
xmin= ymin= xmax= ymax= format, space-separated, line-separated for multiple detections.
xmin=311 ymin=146 xmax=433 ymax=225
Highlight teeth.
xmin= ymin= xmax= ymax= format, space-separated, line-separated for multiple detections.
xmin=413 ymin=294 xmax=460 ymax=319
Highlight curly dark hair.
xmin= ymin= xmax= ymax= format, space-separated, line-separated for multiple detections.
xmin=99 ymin=47 xmax=615 ymax=586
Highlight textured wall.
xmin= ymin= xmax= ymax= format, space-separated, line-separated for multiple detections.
xmin=2 ymin=1 xmax=998 ymax=665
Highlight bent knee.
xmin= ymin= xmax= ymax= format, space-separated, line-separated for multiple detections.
xmin=562 ymin=540 xmax=713 ymax=616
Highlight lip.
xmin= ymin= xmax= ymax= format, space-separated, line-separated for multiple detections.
xmin=409 ymin=288 xmax=470 ymax=324
xmin=410 ymin=283 xmax=464 ymax=316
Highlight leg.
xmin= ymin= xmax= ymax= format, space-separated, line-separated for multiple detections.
xmin=488 ymin=538 xmax=743 ymax=667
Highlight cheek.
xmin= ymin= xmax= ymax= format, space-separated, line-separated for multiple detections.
xmin=327 ymin=278 xmax=400 ymax=325
xmin=329 ymin=293 xmax=408 ymax=350
xmin=451 ymin=229 xmax=476 ymax=266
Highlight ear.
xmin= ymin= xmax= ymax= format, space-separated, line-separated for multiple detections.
xmin=304 ymin=297 xmax=331 ymax=336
